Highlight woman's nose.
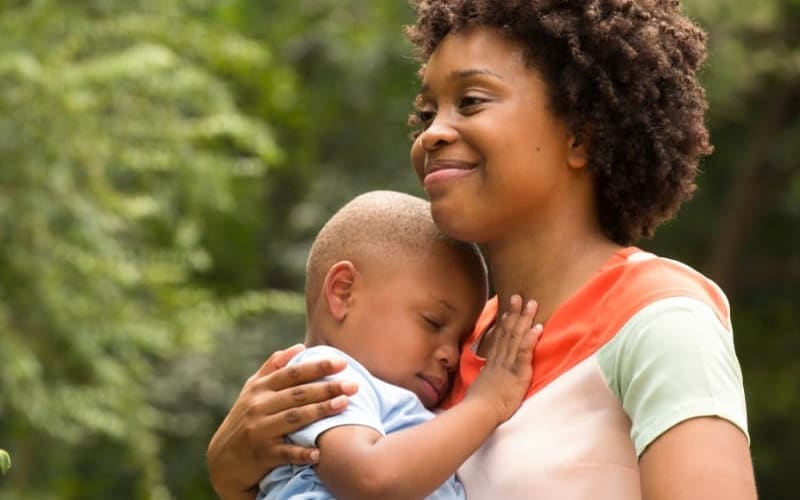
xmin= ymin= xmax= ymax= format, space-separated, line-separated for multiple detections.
xmin=419 ymin=115 xmax=458 ymax=152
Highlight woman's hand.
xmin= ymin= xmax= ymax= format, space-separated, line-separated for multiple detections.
xmin=207 ymin=344 xmax=358 ymax=500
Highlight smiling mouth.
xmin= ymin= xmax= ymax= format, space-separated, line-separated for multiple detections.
xmin=425 ymin=159 xmax=476 ymax=176
xmin=421 ymin=160 xmax=478 ymax=190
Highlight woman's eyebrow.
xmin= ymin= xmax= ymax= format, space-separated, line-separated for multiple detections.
xmin=448 ymin=68 xmax=504 ymax=81
xmin=421 ymin=68 xmax=504 ymax=93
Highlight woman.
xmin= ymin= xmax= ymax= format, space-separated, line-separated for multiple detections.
xmin=207 ymin=1 xmax=756 ymax=499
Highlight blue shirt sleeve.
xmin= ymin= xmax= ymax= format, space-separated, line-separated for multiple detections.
xmin=286 ymin=346 xmax=387 ymax=447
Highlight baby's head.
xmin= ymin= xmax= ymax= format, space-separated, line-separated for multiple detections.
xmin=305 ymin=190 xmax=487 ymax=408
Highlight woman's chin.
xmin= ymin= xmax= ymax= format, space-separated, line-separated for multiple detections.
xmin=429 ymin=206 xmax=482 ymax=243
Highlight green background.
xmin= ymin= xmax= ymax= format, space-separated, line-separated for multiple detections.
xmin=0 ymin=0 xmax=797 ymax=498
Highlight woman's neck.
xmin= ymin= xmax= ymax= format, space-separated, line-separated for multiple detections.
xmin=484 ymin=224 xmax=621 ymax=325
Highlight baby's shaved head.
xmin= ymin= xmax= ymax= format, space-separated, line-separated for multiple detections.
xmin=305 ymin=190 xmax=486 ymax=315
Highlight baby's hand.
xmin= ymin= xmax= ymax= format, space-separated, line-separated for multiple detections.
xmin=466 ymin=295 xmax=542 ymax=425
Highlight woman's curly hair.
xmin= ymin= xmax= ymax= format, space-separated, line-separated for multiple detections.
xmin=406 ymin=0 xmax=713 ymax=245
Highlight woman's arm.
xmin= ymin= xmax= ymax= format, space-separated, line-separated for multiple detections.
xmin=316 ymin=298 xmax=542 ymax=500
xmin=207 ymin=344 xmax=358 ymax=500
xmin=640 ymin=417 xmax=756 ymax=500
xmin=608 ymin=298 xmax=757 ymax=499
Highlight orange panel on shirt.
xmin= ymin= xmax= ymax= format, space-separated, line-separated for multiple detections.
xmin=443 ymin=247 xmax=731 ymax=408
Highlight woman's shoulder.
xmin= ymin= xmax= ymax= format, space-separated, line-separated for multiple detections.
xmin=598 ymin=248 xmax=731 ymax=332
xmin=596 ymin=294 xmax=748 ymax=455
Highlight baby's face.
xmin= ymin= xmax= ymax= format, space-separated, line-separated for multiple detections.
xmin=344 ymin=245 xmax=485 ymax=408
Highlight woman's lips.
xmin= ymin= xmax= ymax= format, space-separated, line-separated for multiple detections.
xmin=423 ymin=160 xmax=477 ymax=190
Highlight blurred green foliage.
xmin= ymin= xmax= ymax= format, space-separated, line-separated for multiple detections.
xmin=0 ymin=449 xmax=9 ymax=475
xmin=0 ymin=0 xmax=796 ymax=499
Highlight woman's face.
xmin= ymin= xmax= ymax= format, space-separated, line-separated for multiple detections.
xmin=411 ymin=27 xmax=586 ymax=244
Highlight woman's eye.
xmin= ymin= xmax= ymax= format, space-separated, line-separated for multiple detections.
xmin=408 ymin=108 xmax=435 ymax=139
xmin=459 ymin=95 xmax=485 ymax=109
xmin=414 ymin=109 xmax=436 ymax=126
xmin=410 ymin=94 xmax=435 ymax=129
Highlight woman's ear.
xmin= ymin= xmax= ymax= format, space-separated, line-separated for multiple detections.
xmin=322 ymin=261 xmax=357 ymax=321
xmin=567 ymin=126 xmax=591 ymax=170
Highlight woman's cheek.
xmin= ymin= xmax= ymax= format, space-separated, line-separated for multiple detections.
xmin=410 ymin=136 xmax=426 ymax=183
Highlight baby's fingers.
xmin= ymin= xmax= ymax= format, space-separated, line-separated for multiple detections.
xmin=498 ymin=299 xmax=538 ymax=359
xmin=495 ymin=294 xmax=523 ymax=344
xmin=517 ymin=323 xmax=544 ymax=364
xmin=514 ymin=299 xmax=541 ymax=351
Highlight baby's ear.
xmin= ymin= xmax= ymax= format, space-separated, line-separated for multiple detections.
xmin=323 ymin=261 xmax=357 ymax=321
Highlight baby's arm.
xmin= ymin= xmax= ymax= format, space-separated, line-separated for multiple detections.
xmin=316 ymin=295 xmax=542 ymax=500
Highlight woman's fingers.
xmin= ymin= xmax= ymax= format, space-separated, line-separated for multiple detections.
xmin=278 ymin=379 xmax=358 ymax=407
xmin=208 ymin=347 xmax=358 ymax=498
xmin=253 ymin=356 xmax=348 ymax=393
xmin=238 ymin=366 xmax=359 ymax=437
xmin=255 ymin=343 xmax=306 ymax=377
xmin=271 ymin=442 xmax=321 ymax=466
xmin=261 ymin=394 xmax=351 ymax=437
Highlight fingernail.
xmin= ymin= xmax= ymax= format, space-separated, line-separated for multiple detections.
xmin=341 ymin=380 xmax=358 ymax=393
xmin=330 ymin=395 xmax=348 ymax=410
xmin=329 ymin=357 xmax=347 ymax=369
xmin=309 ymin=450 xmax=320 ymax=463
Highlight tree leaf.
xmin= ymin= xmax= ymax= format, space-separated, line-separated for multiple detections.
xmin=0 ymin=449 xmax=10 ymax=475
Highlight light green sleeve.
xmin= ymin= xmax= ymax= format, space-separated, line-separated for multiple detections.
xmin=597 ymin=297 xmax=749 ymax=456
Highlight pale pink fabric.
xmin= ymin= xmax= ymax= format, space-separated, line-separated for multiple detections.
xmin=458 ymin=356 xmax=641 ymax=500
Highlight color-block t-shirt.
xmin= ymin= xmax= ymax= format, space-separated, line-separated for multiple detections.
xmin=444 ymin=248 xmax=748 ymax=500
